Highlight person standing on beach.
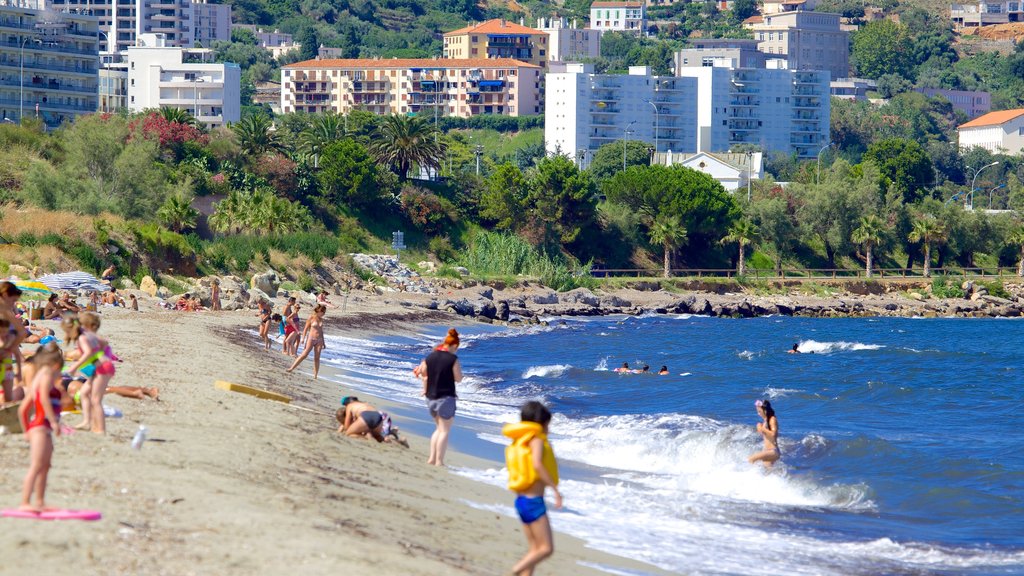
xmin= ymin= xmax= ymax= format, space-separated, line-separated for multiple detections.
xmin=503 ymin=401 xmax=562 ymax=576
xmin=415 ymin=328 xmax=462 ymax=467
xmin=748 ymin=399 xmax=780 ymax=468
xmin=210 ymin=280 xmax=222 ymax=311
xmin=17 ymin=343 xmax=64 ymax=512
xmin=286 ymin=304 xmax=326 ymax=378
xmin=257 ymin=300 xmax=273 ymax=351
xmin=0 ymin=282 xmax=27 ymax=404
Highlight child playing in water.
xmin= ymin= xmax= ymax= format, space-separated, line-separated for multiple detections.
xmin=17 ymin=343 xmax=64 ymax=512
xmin=503 ymin=401 xmax=562 ymax=576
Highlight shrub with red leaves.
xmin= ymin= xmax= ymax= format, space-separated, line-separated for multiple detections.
xmin=129 ymin=112 xmax=208 ymax=148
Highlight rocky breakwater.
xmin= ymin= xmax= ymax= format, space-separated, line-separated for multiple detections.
xmin=350 ymin=254 xmax=437 ymax=295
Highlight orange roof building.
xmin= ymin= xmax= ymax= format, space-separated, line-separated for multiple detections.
xmin=958 ymin=108 xmax=1024 ymax=154
xmin=443 ymin=19 xmax=549 ymax=71
xmin=281 ymin=57 xmax=542 ymax=117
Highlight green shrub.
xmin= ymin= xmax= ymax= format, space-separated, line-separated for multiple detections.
xmin=297 ymin=273 xmax=316 ymax=292
xmin=459 ymin=231 xmax=594 ymax=291
xmin=748 ymin=251 xmax=773 ymax=270
xmin=931 ymin=278 xmax=964 ymax=299
xmin=428 ymin=236 xmax=456 ymax=263
xmin=981 ymin=280 xmax=1011 ymax=299
xmin=435 ymin=264 xmax=463 ymax=279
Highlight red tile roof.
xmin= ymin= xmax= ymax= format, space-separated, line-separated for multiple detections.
xmin=284 ymin=58 xmax=539 ymax=69
xmin=444 ymin=18 xmax=543 ymax=36
xmin=958 ymin=108 xmax=1024 ymax=129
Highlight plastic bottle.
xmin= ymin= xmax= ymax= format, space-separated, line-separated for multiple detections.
xmin=131 ymin=425 xmax=147 ymax=450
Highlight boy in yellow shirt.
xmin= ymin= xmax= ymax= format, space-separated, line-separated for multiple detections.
xmin=502 ymin=401 xmax=562 ymax=576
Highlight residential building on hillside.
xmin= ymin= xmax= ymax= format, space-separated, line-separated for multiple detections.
xmin=0 ymin=0 xmax=99 ymax=127
xmin=253 ymin=80 xmax=280 ymax=113
xmin=232 ymin=25 xmax=298 ymax=57
xmin=126 ymin=33 xmax=239 ymax=127
xmin=652 ymin=150 xmax=764 ymax=192
xmin=281 ymin=58 xmax=542 ymax=117
xmin=958 ymin=109 xmax=1024 ymax=153
xmin=674 ymin=39 xmax=766 ymax=70
xmin=545 ymin=64 xmax=699 ymax=164
xmin=830 ymin=77 xmax=875 ymax=101
xmin=537 ymin=17 xmax=601 ymax=63
xmin=950 ymin=1 xmax=1023 ymax=28
xmin=443 ymin=19 xmax=548 ymax=70
xmin=762 ymin=0 xmax=819 ymax=14
xmin=748 ymin=11 xmax=849 ymax=79
xmin=191 ymin=0 xmax=231 ymax=47
xmin=676 ymin=62 xmax=831 ymax=158
xmin=916 ymin=87 xmax=991 ymax=119
xmin=589 ymin=1 xmax=646 ymax=33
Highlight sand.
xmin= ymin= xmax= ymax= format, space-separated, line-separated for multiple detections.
xmin=0 ymin=299 xmax=665 ymax=576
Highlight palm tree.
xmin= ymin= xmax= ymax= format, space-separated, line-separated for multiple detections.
xmin=159 ymin=106 xmax=197 ymax=127
xmin=157 ymin=192 xmax=200 ymax=233
xmin=300 ymin=113 xmax=346 ymax=156
xmin=369 ymin=115 xmax=445 ymax=178
xmin=851 ymin=214 xmax=886 ymax=278
xmin=232 ymin=112 xmax=285 ymax=157
xmin=648 ymin=215 xmax=687 ymax=278
xmin=722 ymin=220 xmax=760 ymax=277
xmin=1008 ymin=226 xmax=1024 ymax=277
xmin=907 ymin=215 xmax=947 ymax=278
xmin=210 ymin=189 xmax=247 ymax=235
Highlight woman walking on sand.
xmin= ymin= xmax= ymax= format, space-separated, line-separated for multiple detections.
xmin=286 ymin=304 xmax=326 ymax=378
xmin=415 ymin=329 xmax=462 ymax=467
xmin=748 ymin=399 xmax=780 ymax=468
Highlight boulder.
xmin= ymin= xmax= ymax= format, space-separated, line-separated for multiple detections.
xmin=455 ymin=266 xmax=469 ymax=277
xmin=192 ymin=285 xmax=213 ymax=307
xmin=993 ymin=305 xmax=1022 ymax=317
xmin=981 ymin=294 xmax=1014 ymax=307
xmin=474 ymin=299 xmax=497 ymax=319
xmin=884 ymin=303 xmax=899 ymax=311
xmin=250 ymin=270 xmax=282 ymax=297
xmin=961 ymin=280 xmax=974 ymax=296
xmin=495 ymin=300 xmax=510 ymax=321
xmin=442 ymin=298 xmax=475 ymax=316
xmin=222 ymin=292 xmax=246 ymax=311
xmin=690 ymin=297 xmax=712 ymax=316
xmin=531 ymin=292 xmax=559 ymax=305
xmin=476 ymin=287 xmax=494 ymax=300
xmin=155 ymin=286 xmax=172 ymax=300
xmin=247 ymin=288 xmax=271 ymax=308
xmin=218 ymin=276 xmax=248 ymax=300
xmin=120 ymin=278 xmax=138 ymax=291
xmin=418 ymin=261 xmax=437 ymax=273
xmin=7 ymin=264 xmax=30 ymax=278
xmin=140 ymin=275 xmax=159 ymax=297
xmin=560 ymin=288 xmax=600 ymax=307
xmin=601 ymin=295 xmax=632 ymax=308
xmin=970 ymin=291 xmax=984 ymax=302
xmin=908 ymin=292 xmax=924 ymax=301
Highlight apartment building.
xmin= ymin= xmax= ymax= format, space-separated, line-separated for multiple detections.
xmin=281 ymin=58 xmax=542 ymax=117
xmin=674 ymin=39 xmax=766 ymax=70
xmin=0 ymin=0 xmax=99 ymax=127
xmin=830 ymin=77 xmax=875 ymax=101
xmin=950 ymin=1 xmax=1024 ymax=28
xmin=545 ymin=64 xmax=699 ymax=164
xmin=51 ymin=0 xmax=231 ymax=53
xmin=917 ymin=87 xmax=991 ymax=119
xmin=676 ymin=62 xmax=830 ymax=158
xmin=589 ymin=1 xmax=646 ymax=33
xmin=191 ymin=0 xmax=230 ymax=47
xmin=443 ymin=19 xmax=548 ymax=70
xmin=958 ymin=109 xmax=1024 ymax=153
xmin=748 ymin=11 xmax=849 ymax=80
xmin=537 ymin=17 xmax=601 ymax=63
xmin=232 ymin=24 xmax=297 ymax=57
xmin=126 ymin=33 xmax=239 ymax=127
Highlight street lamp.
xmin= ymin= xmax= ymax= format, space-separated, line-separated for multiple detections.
xmin=968 ymin=161 xmax=999 ymax=211
xmin=989 ymin=183 xmax=1006 ymax=210
xmin=623 ymin=119 xmax=636 ymax=172
xmin=745 ymin=150 xmax=753 ymax=203
xmin=815 ymin=141 xmax=833 ymax=185
xmin=19 ymin=35 xmax=43 ymax=122
xmin=646 ymin=100 xmax=659 ymax=164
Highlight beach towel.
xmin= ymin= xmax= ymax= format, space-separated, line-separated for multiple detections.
xmin=36 ymin=272 xmax=110 ymax=293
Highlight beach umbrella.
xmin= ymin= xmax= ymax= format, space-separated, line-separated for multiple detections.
xmin=36 ymin=271 xmax=109 ymax=293
xmin=14 ymin=280 xmax=53 ymax=294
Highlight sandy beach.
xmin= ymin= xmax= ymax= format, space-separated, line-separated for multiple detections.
xmin=0 ymin=298 xmax=664 ymax=576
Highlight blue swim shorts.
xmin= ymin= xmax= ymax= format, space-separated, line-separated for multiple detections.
xmin=514 ymin=495 xmax=547 ymax=524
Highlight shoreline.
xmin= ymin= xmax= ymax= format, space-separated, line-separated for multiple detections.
xmin=0 ymin=302 xmax=668 ymax=576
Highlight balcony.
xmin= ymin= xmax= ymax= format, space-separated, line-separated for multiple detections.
xmin=0 ymin=96 xmax=96 ymax=112
xmin=1 ymin=77 xmax=97 ymax=95
xmin=3 ymin=40 xmax=98 ymax=58
xmin=0 ymin=58 xmax=96 ymax=76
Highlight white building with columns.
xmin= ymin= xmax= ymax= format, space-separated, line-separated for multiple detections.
xmin=126 ymin=33 xmax=239 ymax=127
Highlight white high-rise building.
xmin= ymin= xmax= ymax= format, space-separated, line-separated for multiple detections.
xmin=537 ymin=17 xmax=601 ymax=63
xmin=676 ymin=62 xmax=830 ymax=158
xmin=545 ymin=64 xmax=699 ymax=165
xmin=126 ymin=33 xmax=239 ymax=127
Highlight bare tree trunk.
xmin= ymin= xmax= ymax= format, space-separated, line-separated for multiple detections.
xmin=866 ymin=245 xmax=873 ymax=278
xmin=923 ymin=244 xmax=931 ymax=278
xmin=738 ymin=242 xmax=746 ymax=276
xmin=663 ymin=245 xmax=671 ymax=278
xmin=1018 ymin=245 xmax=1023 ymax=277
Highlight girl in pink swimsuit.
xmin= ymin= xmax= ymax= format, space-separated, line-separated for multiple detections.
xmin=17 ymin=343 xmax=64 ymax=513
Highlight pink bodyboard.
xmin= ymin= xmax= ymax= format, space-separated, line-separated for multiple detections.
xmin=2 ymin=508 xmax=101 ymax=521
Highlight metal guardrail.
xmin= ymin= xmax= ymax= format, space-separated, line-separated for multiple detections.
xmin=590 ymin=267 xmax=1022 ymax=280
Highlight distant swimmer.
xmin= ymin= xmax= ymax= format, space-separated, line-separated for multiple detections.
xmin=748 ymin=399 xmax=780 ymax=469
xmin=614 ymin=362 xmax=630 ymax=373
xmin=658 ymin=366 xmax=669 ymax=375
xmin=639 ymin=365 xmax=650 ymax=374
xmin=788 ymin=343 xmax=800 ymax=354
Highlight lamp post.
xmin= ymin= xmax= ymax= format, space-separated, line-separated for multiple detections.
xmin=623 ymin=119 xmax=636 ymax=172
xmin=745 ymin=150 xmax=752 ymax=203
xmin=968 ymin=161 xmax=999 ymax=211
xmin=473 ymin=144 xmax=484 ymax=176
xmin=988 ymin=183 xmax=1005 ymax=210
xmin=646 ymin=100 xmax=659 ymax=164
xmin=193 ymin=76 xmax=205 ymax=124
xmin=815 ymin=141 xmax=833 ymax=185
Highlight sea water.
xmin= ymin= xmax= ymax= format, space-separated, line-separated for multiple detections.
xmin=310 ymin=316 xmax=1024 ymax=575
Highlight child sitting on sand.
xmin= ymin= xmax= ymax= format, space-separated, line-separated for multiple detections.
xmin=336 ymin=397 xmax=408 ymax=446
xmin=17 ymin=343 xmax=64 ymax=512
xmin=503 ymin=401 xmax=562 ymax=576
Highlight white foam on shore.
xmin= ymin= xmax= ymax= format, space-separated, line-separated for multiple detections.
xmin=797 ymin=340 xmax=884 ymax=354
xmin=522 ymin=364 xmax=571 ymax=379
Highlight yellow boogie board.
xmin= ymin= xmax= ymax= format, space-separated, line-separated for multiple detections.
xmin=214 ymin=380 xmax=291 ymax=404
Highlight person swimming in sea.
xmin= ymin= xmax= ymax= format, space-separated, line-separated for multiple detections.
xmin=788 ymin=343 xmax=800 ymax=354
xmin=658 ymin=366 xmax=669 ymax=375
xmin=748 ymin=399 xmax=780 ymax=469
xmin=614 ymin=362 xmax=630 ymax=373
